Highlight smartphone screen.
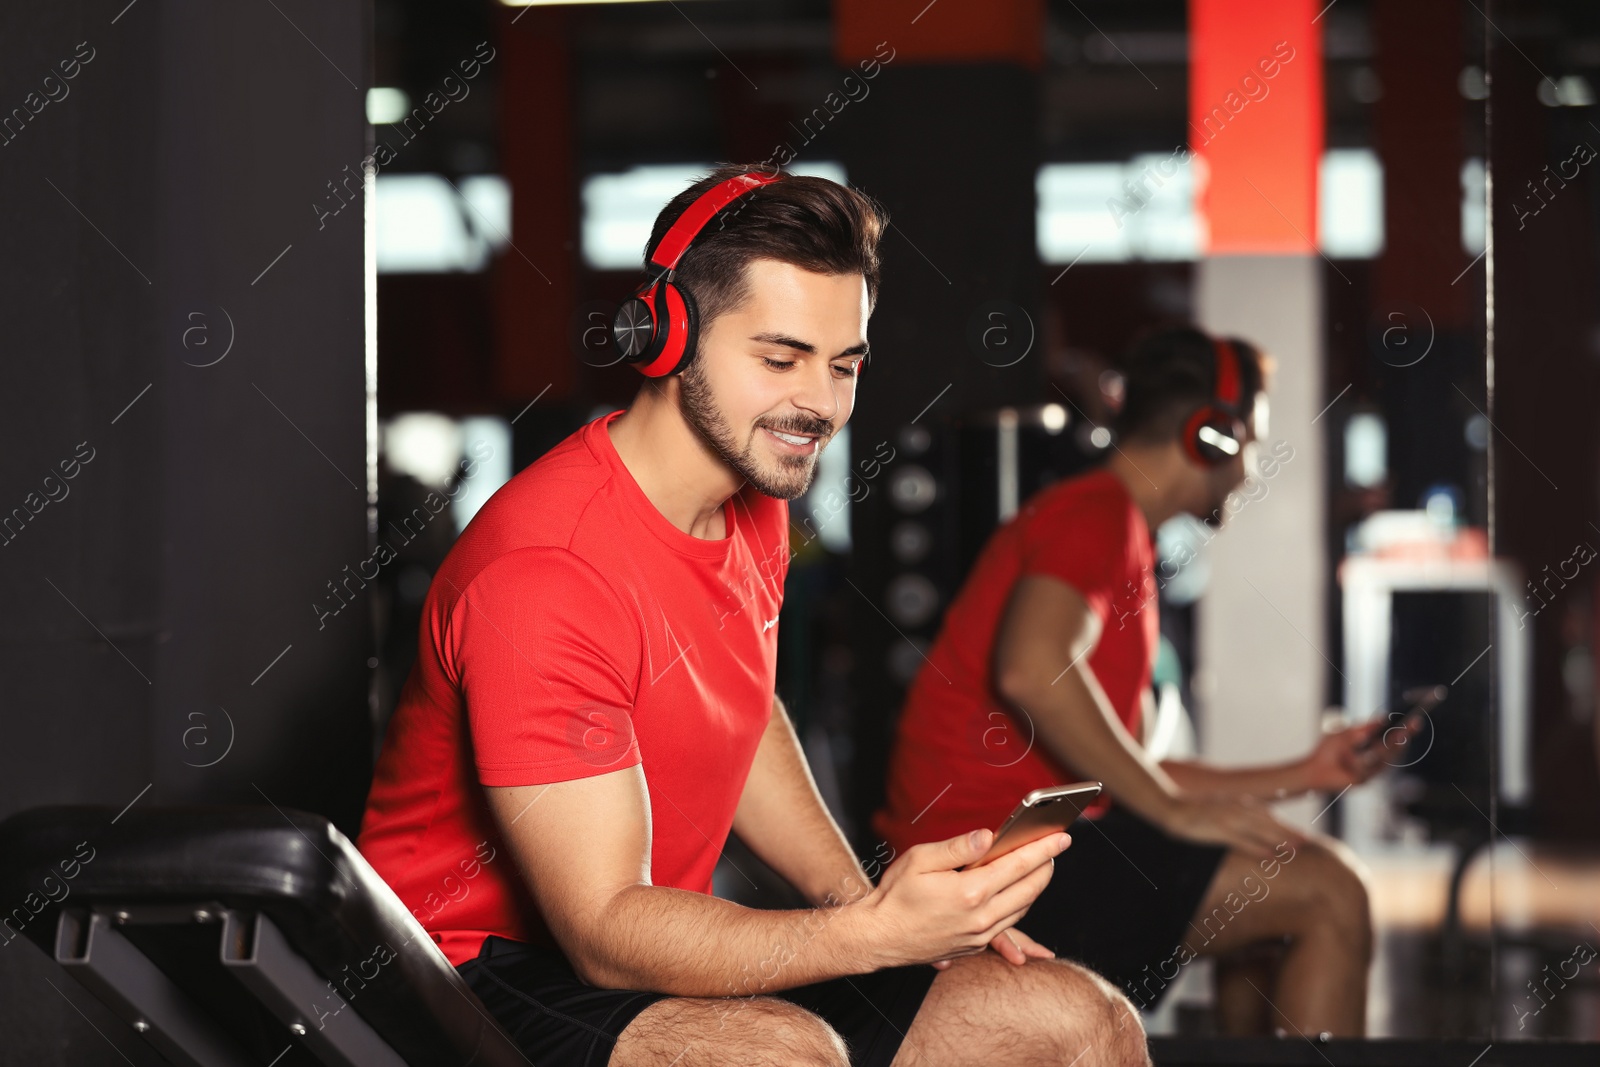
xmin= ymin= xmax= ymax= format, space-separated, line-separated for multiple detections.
xmin=964 ymin=782 xmax=1101 ymax=870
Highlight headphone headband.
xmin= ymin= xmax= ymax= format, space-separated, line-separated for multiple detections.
xmin=1211 ymin=338 xmax=1241 ymax=411
xmin=610 ymin=168 xmax=787 ymax=378
xmin=648 ymin=170 xmax=784 ymax=274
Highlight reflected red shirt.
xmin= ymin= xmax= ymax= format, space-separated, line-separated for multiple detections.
xmin=874 ymin=467 xmax=1157 ymax=853
xmin=357 ymin=408 xmax=788 ymax=966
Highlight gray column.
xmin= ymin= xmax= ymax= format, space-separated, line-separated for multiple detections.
xmin=1194 ymin=254 xmax=1327 ymax=826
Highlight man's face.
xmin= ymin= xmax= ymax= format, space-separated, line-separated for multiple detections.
xmin=676 ymin=258 xmax=869 ymax=501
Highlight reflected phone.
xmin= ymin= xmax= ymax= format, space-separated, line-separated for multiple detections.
xmin=963 ymin=782 xmax=1102 ymax=870
xmin=1356 ymin=684 xmax=1448 ymax=754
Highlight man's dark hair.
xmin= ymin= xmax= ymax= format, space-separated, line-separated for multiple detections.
xmin=643 ymin=162 xmax=890 ymax=333
xmin=1110 ymin=325 xmax=1270 ymax=445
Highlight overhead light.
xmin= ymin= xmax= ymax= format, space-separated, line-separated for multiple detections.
xmin=375 ymin=174 xmax=511 ymax=273
xmin=367 ymin=87 xmax=410 ymax=125
xmin=1344 ymin=412 xmax=1386 ymax=489
xmin=1320 ymin=149 xmax=1383 ymax=258
xmin=383 ymin=413 xmax=462 ymax=488
xmin=1537 ymin=74 xmax=1595 ymax=108
xmin=499 ymin=0 xmax=677 ymax=6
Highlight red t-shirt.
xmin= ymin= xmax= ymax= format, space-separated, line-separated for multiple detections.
xmin=356 ymin=408 xmax=789 ymax=967
xmin=873 ymin=466 xmax=1157 ymax=854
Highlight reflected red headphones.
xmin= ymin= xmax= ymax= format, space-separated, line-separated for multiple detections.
xmin=610 ymin=171 xmax=779 ymax=378
xmin=1181 ymin=336 xmax=1247 ymax=467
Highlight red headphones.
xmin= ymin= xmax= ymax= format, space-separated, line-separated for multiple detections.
xmin=610 ymin=171 xmax=779 ymax=378
xmin=609 ymin=169 xmax=869 ymax=380
xmin=1181 ymin=336 xmax=1247 ymax=467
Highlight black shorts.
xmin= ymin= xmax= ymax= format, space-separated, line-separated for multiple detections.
xmin=456 ymin=934 xmax=940 ymax=1067
xmin=1015 ymin=804 xmax=1227 ymax=1010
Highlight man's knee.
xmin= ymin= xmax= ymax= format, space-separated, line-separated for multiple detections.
xmin=1304 ymin=838 xmax=1372 ymax=944
xmin=1274 ymin=837 xmax=1373 ymax=953
xmin=1032 ymin=960 xmax=1151 ymax=1067
xmin=907 ymin=954 xmax=1148 ymax=1066
xmin=617 ymin=995 xmax=847 ymax=1067
xmin=722 ymin=998 xmax=849 ymax=1066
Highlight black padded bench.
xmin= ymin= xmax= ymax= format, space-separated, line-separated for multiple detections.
xmin=0 ymin=804 xmax=527 ymax=1066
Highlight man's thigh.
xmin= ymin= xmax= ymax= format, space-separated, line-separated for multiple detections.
xmin=1011 ymin=805 xmax=1226 ymax=998
xmin=461 ymin=933 xmax=933 ymax=1067
xmin=616 ymin=960 xmax=940 ymax=1067
xmin=891 ymin=953 xmax=1149 ymax=1067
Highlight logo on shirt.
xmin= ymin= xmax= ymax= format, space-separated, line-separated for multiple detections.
xmin=763 ymin=614 xmax=780 ymax=633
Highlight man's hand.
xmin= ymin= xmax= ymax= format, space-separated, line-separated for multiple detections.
xmin=931 ymin=928 xmax=1057 ymax=970
xmin=949 ymin=927 xmax=1056 ymax=969
xmin=1298 ymin=717 xmax=1422 ymax=792
xmin=1157 ymin=794 xmax=1303 ymax=859
xmin=853 ymin=828 xmax=1070 ymax=970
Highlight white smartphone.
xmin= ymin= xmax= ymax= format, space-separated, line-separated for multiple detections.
xmin=963 ymin=781 xmax=1102 ymax=870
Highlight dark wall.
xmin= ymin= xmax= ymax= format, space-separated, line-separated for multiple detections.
xmin=0 ymin=1 xmax=372 ymax=1061
xmin=837 ymin=63 xmax=1045 ymax=837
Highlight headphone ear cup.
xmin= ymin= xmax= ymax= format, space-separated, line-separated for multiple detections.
xmin=611 ymin=291 xmax=659 ymax=363
xmin=669 ymin=283 xmax=701 ymax=376
xmin=633 ymin=282 xmax=695 ymax=378
xmin=1184 ymin=406 xmax=1243 ymax=467
xmin=1181 ymin=407 xmax=1211 ymax=465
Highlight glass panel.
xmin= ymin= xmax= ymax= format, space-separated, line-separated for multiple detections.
xmin=1314 ymin=0 xmax=1497 ymax=1042
xmin=1484 ymin=0 xmax=1600 ymax=1046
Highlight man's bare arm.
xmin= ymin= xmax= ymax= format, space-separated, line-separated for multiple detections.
xmin=1160 ymin=758 xmax=1309 ymax=798
xmin=994 ymin=575 xmax=1188 ymax=819
xmin=1163 ymin=715 xmax=1400 ymax=798
xmin=994 ymin=574 xmax=1298 ymax=857
xmin=730 ymin=694 xmax=868 ymax=907
xmin=483 ymin=765 xmax=1068 ymax=997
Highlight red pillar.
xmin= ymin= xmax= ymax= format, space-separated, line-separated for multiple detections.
xmin=1189 ymin=0 xmax=1323 ymax=253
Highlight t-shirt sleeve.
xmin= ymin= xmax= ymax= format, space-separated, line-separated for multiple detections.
xmin=1015 ymin=495 xmax=1131 ymax=626
xmin=449 ymin=547 xmax=644 ymax=787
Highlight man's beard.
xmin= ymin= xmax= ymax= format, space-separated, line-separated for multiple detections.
xmin=677 ymin=357 xmax=828 ymax=501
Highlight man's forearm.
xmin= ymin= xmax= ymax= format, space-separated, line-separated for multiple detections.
xmin=1160 ymin=757 xmax=1311 ymax=800
xmin=733 ymin=696 xmax=871 ymax=906
xmin=1004 ymin=665 xmax=1185 ymax=826
xmin=571 ymin=882 xmax=882 ymax=997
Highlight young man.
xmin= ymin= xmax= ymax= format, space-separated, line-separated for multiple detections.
xmin=356 ymin=165 xmax=1150 ymax=1067
xmin=875 ymin=327 xmax=1395 ymax=1038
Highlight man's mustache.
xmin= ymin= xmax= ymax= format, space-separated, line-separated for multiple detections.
xmin=760 ymin=422 xmax=833 ymax=440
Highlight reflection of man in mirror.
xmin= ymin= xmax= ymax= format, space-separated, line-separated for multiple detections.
xmin=877 ymin=326 xmax=1400 ymax=1037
